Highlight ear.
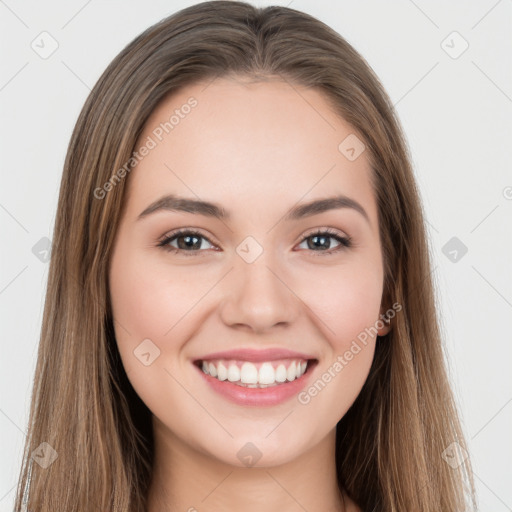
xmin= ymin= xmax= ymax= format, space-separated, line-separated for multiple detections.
xmin=377 ymin=309 xmax=392 ymax=336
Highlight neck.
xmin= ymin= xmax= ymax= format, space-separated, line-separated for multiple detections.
xmin=147 ymin=418 xmax=346 ymax=512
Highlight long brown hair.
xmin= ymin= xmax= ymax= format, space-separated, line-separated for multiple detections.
xmin=14 ymin=2 xmax=477 ymax=510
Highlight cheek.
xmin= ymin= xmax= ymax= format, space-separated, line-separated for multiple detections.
xmin=110 ymin=249 xmax=205 ymax=343
xmin=302 ymin=256 xmax=384 ymax=348
xmin=109 ymin=246 xmax=175 ymax=374
xmin=295 ymin=265 xmax=382 ymax=421
xmin=108 ymin=247 xmax=226 ymax=394
xmin=108 ymin=249 xmax=203 ymax=419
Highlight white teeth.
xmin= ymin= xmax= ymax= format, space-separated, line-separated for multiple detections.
xmin=200 ymin=358 xmax=309 ymax=387
xmin=286 ymin=361 xmax=296 ymax=382
xmin=217 ymin=362 xmax=228 ymax=381
xmin=240 ymin=362 xmax=258 ymax=384
xmin=258 ymin=362 xmax=275 ymax=385
xmin=275 ymin=364 xmax=287 ymax=382
xmin=227 ymin=364 xmax=240 ymax=382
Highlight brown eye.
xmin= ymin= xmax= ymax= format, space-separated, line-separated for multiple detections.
xmin=158 ymin=229 xmax=215 ymax=255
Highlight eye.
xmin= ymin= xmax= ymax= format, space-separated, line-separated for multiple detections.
xmin=157 ymin=229 xmax=216 ymax=256
xmin=157 ymin=227 xmax=352 ymax=256
xmin=296 ymin=228 xmax=352 ymax=255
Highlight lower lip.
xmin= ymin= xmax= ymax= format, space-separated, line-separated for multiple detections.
xmin=194 ymin=361 xmax=317 ymax=407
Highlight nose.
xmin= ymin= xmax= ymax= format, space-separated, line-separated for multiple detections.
xmin=219 ymin=253 xmax=299 ymax=333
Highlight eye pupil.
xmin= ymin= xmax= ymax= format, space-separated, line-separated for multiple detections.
xmin=308 ymin=235 xmax=330 ymax=250
xmin=178 ymin=234 xmax=201 ymax=250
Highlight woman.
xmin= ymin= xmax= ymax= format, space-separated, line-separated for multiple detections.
xmin=14 ymin=1 xmax=477 ymax=511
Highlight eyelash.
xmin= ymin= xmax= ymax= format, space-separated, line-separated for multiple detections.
xmin=156 ymin=227 xmax=352 ymax=257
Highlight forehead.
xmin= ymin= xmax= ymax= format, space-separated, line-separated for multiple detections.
xmin=125 ymin=77 xmax=377 ymax=229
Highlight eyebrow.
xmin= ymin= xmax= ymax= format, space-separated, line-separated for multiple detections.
xmin=137 ymin=193 xmax=370 ymax=224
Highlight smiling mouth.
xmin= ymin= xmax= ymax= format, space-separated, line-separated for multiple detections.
xmin=193 ymin=358 xmax=318 ymax=388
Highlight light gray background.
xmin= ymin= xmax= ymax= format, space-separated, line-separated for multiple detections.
xmin=1 ymin=1 xmax=511 ymax=510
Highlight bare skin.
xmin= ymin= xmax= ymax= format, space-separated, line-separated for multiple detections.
xmin=109 ymin=75 xmax=390 ymax=512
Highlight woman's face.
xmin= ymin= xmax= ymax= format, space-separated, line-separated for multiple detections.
xmin=109 ymin=76 xmax=390 ymax=467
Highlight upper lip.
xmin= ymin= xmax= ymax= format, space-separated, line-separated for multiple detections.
xmin=195 ymin=348 xmax=317 ymax=363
